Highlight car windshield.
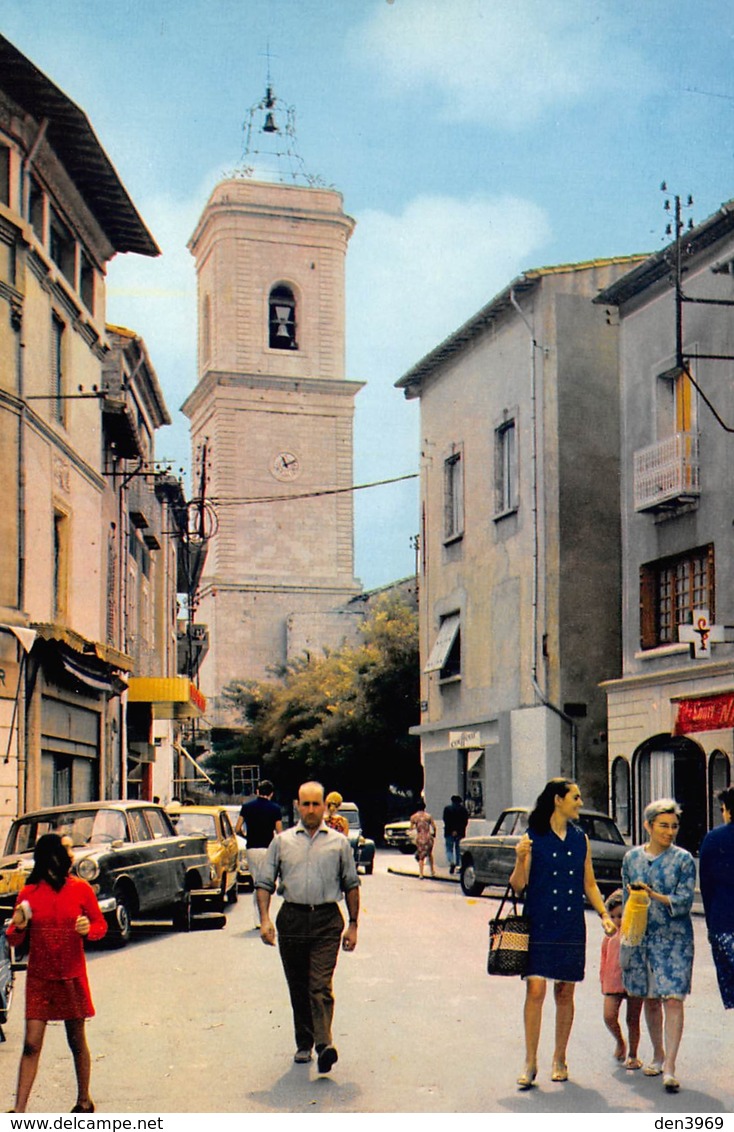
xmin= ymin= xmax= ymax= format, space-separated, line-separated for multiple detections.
xmin=578 ymin=815 xmax=625 ymax=845
xmin=338 ymin=809 xmax=360 ymax=829
xmin=7 ymin=809 xmax=129 ymax=853
xmin=173 ymin=813 xmax=217 ymax=840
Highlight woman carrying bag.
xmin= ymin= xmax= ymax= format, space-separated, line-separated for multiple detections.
xmin=620 ymin=799 xmax=695 ymax=1094
xmin=509 ymin=778 xmax=615 ymax=1090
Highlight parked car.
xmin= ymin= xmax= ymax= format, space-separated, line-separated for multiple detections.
xmin=223 ymin=805 xmax=254 ymax=891
xmin=459 ymin=807 xmax=627 ymax=898
xmin=383 ymin=820 xmax=415 ymax=854
xmin=0 ymin=801 xmax=220 ymax=945
xmin=167 ymin=804 xmax=239 ymax=905
xmin=337 ymin=803 xmax=376 ymax=874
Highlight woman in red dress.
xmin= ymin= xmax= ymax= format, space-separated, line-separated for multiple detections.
xmin=6 ymin=833 xmax=107 ymax=1113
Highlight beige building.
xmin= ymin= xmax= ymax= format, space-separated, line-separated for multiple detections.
xmin=0 ymin=36 xmax=199 ymax=840
xmin=183 ymin=133 xmax=363 ymax=723
xmin=397 ymin=257 xmax=645 ymax=824
xmin=598 ymin=199 xmax=734 ymax=852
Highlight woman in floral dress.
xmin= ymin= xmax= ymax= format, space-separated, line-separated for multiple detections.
xmin=410 ymin=804 xmax=437 ymax=879
xmin=621 ymin=799 xmax=695 ymax=1095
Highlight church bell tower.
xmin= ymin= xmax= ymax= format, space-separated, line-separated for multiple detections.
xmin=182 ymin=84 xmax=363 ymax=722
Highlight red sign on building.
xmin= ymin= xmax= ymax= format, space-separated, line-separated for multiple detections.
xmin=674 ymin=692 xmax=734 ymax=735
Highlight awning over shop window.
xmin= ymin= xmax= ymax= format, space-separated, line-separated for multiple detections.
xmin=32 ymin=623 xmax=132 ymax=672
xmin=0 ymin=624 xmax=37 ymax=653
xmin=467 ymin=749 xmax=483 ymax=771
xmin=127 ymin=676 xmax=206 ymax=719
xmin=424 ymin=613 xmax=460 ymax=673
xmin=59 ymin=645 xmax=125 ymax=694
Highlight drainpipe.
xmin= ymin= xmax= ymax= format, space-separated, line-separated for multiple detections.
xmin=509 ymin=288 xmax=577 ymax=782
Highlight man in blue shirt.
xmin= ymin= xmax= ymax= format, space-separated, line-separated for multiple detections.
xmin=236 ymin=780 xmax=282 ymax=927
xmin=257 ymin=781 xmax=360 ymax=1073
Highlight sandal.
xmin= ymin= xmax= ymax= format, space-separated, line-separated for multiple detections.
xmin=664 ymin=1075 xmax=680 ymax=1093
xmin=643 ymin=1062 xmax=663 ymax=1077
xmin=551 ymin=1062 xmax=569 ymax=1082
xmin=624 ymin=1057 xmax=643 ymax=1070
xmin=516 ymin=1067 xmax=537 ymax=1090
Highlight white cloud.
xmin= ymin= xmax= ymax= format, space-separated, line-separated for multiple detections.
xmin=350 ymin=0 xmax=654 ymax=127
xmin=347 ymin=192 xmax=552 ymax=382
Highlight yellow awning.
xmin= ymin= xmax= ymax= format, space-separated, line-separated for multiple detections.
xmin=127 ymin=676 xmax=206 ymax=719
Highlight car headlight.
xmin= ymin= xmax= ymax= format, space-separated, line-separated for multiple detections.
xmin=76 ymin=857 xmax=100 ymax=882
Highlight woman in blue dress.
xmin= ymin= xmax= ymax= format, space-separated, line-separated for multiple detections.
xmin=510 ymin=778 xmax=615 ymax=1089
xmin=621 ymin=799 xmax=695 ymax=1095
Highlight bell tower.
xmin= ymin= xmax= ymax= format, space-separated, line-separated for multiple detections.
xmin=183 ymin=84 xmax=363 ymax=722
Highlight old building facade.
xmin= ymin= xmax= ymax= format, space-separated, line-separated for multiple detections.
xmin=599 ymin=200 xmax=734 ymax=853
xmin=0 ymin=36 xmax=199 ymax=842
xmin=397 ymin=257 xmax=645 ymax=824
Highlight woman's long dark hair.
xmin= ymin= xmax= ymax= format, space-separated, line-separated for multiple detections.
xmin=27 ymin=833 xmax=72 ymax=892
xmin=527 ymin=778 xmax=576 ymax=834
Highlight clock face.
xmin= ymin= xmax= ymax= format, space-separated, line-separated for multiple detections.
xmin=271 ymin=451 xmax=301 ymax=481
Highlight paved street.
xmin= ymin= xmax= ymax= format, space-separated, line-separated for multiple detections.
xmin=0 ymin=850 xmax=731 ymax=1114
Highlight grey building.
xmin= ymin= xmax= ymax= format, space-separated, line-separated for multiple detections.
xmin=397 ymin=257 xmax=645 ymax=825
xmin=598 ymin=197 xmax=734 ymax=853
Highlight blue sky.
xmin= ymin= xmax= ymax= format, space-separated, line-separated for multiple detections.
xmin=3 ymin=0 xmax=734 ymax=588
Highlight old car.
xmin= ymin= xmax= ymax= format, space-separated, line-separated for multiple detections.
xmin=337 ymin=803 xmax=376 ymax=875
xmin=0 ymin=801 xmax=220 ymax=945
xmin=459 ymin=807 xmax=627 ymax=898
xmin=167 ymin=804 xmax=239 ymax=904
xmin=223 ymin=805 xmax=254 ymax=891
xmin=383 ymin=819 xmax=415 ymax=853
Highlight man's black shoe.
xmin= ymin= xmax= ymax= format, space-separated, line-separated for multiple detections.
xmin=317 ymin=1045 xmax=338 ymax=1073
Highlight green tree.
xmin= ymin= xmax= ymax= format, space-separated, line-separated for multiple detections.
xmin=219 ymin=595 xmax=423 ymax=834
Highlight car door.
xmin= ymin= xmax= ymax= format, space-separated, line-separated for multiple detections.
xmin=476 ymin=810 xmax=527 ymax=885
xmin=137 ymin=807 xmax=180 ymax=909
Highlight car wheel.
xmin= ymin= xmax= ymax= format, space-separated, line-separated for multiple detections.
xmin=227 ymin=876 xmax=238 ymax=905
xmin=106 ymin=892 xmax=133 ymax=946
xmin=460 ymin=859 xmax=485 ymax=897
xmin=399 ymin=845 xmax=414 ymax=854
xmin=172 ymin=888 xmax=193 ymax=933
xmin=364 ymin=860 xmax=374 ymax=875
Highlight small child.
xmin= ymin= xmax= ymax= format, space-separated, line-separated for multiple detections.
xmin=600 ymin=889 xmax=644 ymax=1070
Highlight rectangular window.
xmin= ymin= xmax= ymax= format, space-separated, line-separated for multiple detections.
xmin=53 ymin=510 xmax=69 ymax=620
xmin=80 ymin=250 xmax=95 ymax=313
xmin=28 ymin=175 xmax=43 ymax=236
xmin=0 ymin=144 xmax=10 ymax=206
xmin=443 ymin=448 xmax=464 ymax=542
xmin=49 ymin=205 xmax=75 ymax=283
xmin=51 ymin=314 xmax=65 ymax=425
xmin=640 ymin=544 xmax=714 ymax=648
xmin=495 ymin=419 xmax=518 ymax=516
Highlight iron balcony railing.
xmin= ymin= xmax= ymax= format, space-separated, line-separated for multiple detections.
xmin=633 ymin=431 xmax=700 ymax=512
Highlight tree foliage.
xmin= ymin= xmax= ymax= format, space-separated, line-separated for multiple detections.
xmin=217 ymin=595 xmax=423 ymax=834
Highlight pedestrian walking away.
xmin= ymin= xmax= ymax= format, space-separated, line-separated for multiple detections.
xmin=620 ymin=798 xmax=696 ymax=1095
xmin=235 ymin=780 xmax=283 ymax=928
xmin=509 ymin=777 xmax=616 ymax=1090
xmin=256 ymin=781 xmax=360 ymax=1073
xmin=6 ymin=834 xmax=107 ymax=1113
xmin=599 ymin=889 xmax=644 ymax=1069
xmin=442 ymin=794 xmax=469 ymax=874
xmin=410 ymin=801 xmax=437 ymax=879
xmin=697 ymin=786 xmax=734 ymax=1010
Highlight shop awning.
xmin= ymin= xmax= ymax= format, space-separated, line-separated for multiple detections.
xmin=424 ymin=613 xmax=460 ymax=673
xmin=31 ymin=623 xmax=132 ymax=671
xmin=127 ymin=676 xmax=206 ymax=719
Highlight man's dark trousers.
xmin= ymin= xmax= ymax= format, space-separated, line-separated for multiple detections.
xmin=276 ymin=902 xmax=343 ymax=1051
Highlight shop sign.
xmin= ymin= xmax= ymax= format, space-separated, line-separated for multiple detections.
xmin=674 ymin=692 xmax=734 ymax=735
xmin=0 ymin=660 xmax=19 ymax=700
xmin=449 ymin=730 xmax=482 ymax=749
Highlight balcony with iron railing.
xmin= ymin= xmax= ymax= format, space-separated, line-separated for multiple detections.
xmin=633 ymin=431 xmax=700 ymax=512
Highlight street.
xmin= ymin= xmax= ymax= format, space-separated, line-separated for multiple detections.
xmin=0 ymin=850 xmax=731 ymax=1114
